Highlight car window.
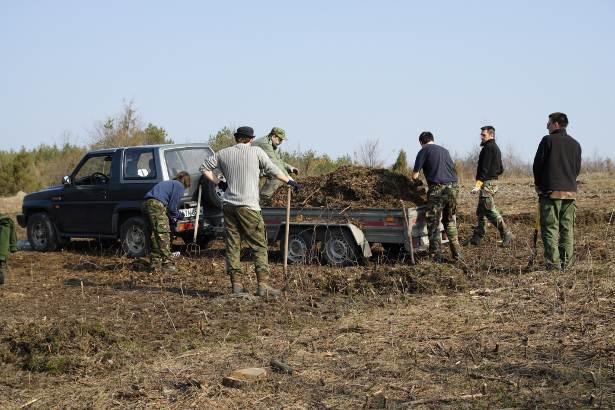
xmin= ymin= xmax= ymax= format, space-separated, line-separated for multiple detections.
xmin=124 ymin=149 xmax=156 ymax=179
xmin=164 ymin=148 xmax=213 ymax=177
xmin=74 ymin=155 xmax=113 ymax=185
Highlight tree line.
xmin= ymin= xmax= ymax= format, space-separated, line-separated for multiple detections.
xmin=1 ymin=104 xmax=612 ymax=196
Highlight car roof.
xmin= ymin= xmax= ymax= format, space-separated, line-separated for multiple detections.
xmin=88 ymin=143 xmax=213 ymax=155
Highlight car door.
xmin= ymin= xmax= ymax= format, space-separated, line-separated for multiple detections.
xmin=52 ymin=153 xmax=116 ymax=234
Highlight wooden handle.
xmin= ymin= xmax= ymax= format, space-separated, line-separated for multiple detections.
xmin=283 ymin=185 xmax=291 ymax=277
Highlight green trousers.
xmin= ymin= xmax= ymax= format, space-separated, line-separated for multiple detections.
xmin=142 ymin=199 xmax=172 ymax=267
xmin=0 ymin=213 xmax=17 ymax=262
xmin=539 ymin=197 xmax=576 ymax=269
xmin=473 ymin=180 xmax=505 ymax=237
xmin=425 ymin=184 xmax=460 ymax=255
xmin=223 ymin=204 xmax=270 ymax=279
xmin=259 ymin=176 xmax=284 ymax=205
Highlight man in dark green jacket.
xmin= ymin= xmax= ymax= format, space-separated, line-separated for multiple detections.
xmin=0 ymin=213 xmax=18 ymax=285
xmin=253 ymin=127 xmax=299 ymax=205
xmin=533 ymin=112 xmax=582 ymax=270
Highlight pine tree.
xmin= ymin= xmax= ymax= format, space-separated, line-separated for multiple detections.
xmin=391 ymin=149 xmax=409 ymax=175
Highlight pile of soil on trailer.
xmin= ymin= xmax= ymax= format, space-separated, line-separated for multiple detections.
xmin=270 ymin=165 xmax=426 ymax=208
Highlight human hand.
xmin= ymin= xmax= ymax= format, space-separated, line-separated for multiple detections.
xmin=287 ymin=179 xmax=301 ymax=193
xmin=470 ymin=187 xmax=480 ymax=194
xmin=218 ymin=181 xmax=228 ymax=191
xmin=291 ymin=167 xmax=299 ymax=175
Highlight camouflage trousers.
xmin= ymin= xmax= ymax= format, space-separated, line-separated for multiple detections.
xmin=540 ymin=197 xmax=576 ymax=269
xmin=0 ymin=213 xmax=17 ymax=263
xmin=223 ymin=204 xmax=270 ymax=280
xmin=473 ymin=180 xmax=505 ymax=238
xmin=142 ymin=199 xmax=172 ymax=267
xmin=425 ymin=183 xmax=460 ymax=255
xmin=259 ymin=176 xmax=284 ymax=206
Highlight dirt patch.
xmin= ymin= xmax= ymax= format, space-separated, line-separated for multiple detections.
xmin=0 ymin=174 xmax=614 ymax=408
xmin=271 ymin=165 xmax=427 ymax=208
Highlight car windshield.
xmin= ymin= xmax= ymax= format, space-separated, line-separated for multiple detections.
xmin=164 ymin=147 xmax=214 ymax=177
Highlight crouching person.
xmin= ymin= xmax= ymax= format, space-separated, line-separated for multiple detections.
xmin=0 ymin=213 xmax=17 ymax=284
xmin=141 ymin=171 xmax=191 ymax=273
xmin=200 ymin=126 xmax=300 ymax=297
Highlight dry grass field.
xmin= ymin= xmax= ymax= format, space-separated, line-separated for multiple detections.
xmin=0 ymin=174 xmax=613 ymax=409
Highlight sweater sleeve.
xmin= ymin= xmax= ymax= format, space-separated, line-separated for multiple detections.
xmin=256 ymin=147 xmax=284 ymax=178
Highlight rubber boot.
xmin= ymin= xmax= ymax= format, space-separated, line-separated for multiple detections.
xmin=255 ymin=272 xmax=281 ymax=298
xmin=229 ymin=273 xmax=247 ymax=294
xmin=449 ymin=241 xmax=462 ymax=261
xmin=498 ymin=222 xmax=515 ymax=247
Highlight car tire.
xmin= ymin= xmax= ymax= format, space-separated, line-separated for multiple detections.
xmin=120 ymin=216 xmax=150 ymax=257
xmin=205 ymin=180 xmax=224 ymax=209
xmin=27 ymin=212 xmax=60 ymax=252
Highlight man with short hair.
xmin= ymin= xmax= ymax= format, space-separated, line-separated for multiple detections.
xmin=533 ymin=112 xmax=582 ymax=270
xmin=467 ymin=126 xmax=514 ymax=247
xmin=253 ymin=127 xmax=299 ymax=206
xmin=411 ymin=131 xmax=461 ymax=261
xmin=200 ymin=126 xmax=300 ymax=297
xmin=142 ymin=171 xmax=191 ymax=272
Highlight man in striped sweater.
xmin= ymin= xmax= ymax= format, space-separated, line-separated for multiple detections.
xmin=200 ymin=126 xmax=300 ymax=297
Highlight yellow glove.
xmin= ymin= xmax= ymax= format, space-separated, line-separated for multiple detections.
xmin=471 ymin=180 xmax=483 ymax=194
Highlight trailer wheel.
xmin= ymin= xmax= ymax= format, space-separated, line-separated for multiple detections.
xmin=282 ymin=229 xmax=314 ymax=264
xmin=322 ymin=228 xmax=360 ymax=266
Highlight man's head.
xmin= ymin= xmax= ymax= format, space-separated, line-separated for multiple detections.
xmin=547 ymin=112 xmax=568 ymax=134
xmin=480 ymin=125 xmax=496 ymax=143
xmin=268 ymin=127 xmax=286 ymax=147
xmin=234 ymin=126 xmax=256 ymax=144
xmin=418 ymin=131 xmax=434 ymax=146
xmin=173 ymin=171 xmax=191 ymax=188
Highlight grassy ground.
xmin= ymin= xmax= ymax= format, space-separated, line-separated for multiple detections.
xmin=0 ymin=176 xmax=613 ymax=409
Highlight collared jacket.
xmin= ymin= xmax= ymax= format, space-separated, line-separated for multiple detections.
xmin=253 ymin=136 xmax=293 ymax=177
xmin=476 ymin=139 xmax=504 ymax=182
xmin=532 ymin=129 xmax=582 ymax=193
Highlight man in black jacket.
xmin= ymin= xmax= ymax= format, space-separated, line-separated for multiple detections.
xmin=533 ymin=112 xmax=582 ymax=270
xmin=467 ymin=126 xmax=514 ymax=246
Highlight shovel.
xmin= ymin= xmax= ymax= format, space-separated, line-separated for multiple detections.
xmin=282 ymin=185 xmax=292 ymax=290
xmin=187 ymin=183 xmax=202 ymax=256
xmin=527 ymin=202 xmax=540 ymax=267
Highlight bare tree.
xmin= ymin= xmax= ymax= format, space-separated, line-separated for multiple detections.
xmin=354 ymin=138 xmax=384 ymax=168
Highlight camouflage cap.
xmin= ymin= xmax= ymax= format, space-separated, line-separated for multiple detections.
xmin=269 ymin=127 xmax=286 ymax=140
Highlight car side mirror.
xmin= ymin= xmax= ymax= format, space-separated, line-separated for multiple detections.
xmin=62 ymin=175 xmax=71 ymax=185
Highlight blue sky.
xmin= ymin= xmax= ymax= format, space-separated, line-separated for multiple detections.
xmin=1 ymin=1 xmax=614 ymax=164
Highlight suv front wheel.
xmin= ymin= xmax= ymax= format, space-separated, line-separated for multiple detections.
xmin=27 ymin=212 xmax=60 ymax=252
xmin=120 ymin=216 xmax=150 ymax=257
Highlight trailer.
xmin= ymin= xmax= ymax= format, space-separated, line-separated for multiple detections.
xmin=260 ymin=205 xmax=446 ymax=266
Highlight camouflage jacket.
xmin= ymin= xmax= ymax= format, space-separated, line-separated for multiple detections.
xmin=253 ymin=136 xmax=293 ymax=176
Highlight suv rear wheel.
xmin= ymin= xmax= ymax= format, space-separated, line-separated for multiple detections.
xmin=120 ymin=216 xmax=149 ymax=257
xmin=27 ymin=213 xmax=60 ymax=252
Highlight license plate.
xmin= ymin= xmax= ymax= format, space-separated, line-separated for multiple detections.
xmin=179 ymin=207 xmax=202 ymax=218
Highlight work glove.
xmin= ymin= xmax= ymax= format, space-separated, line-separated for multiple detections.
xmin=290 ymin=167 xmax=299 ymax=175
xmin=287 ymin=179 xmax=301 ymax=193
xmin=217 ymin=181 xmax=228 ymax=192
xmin=470 ymin=187 xmax=480 ymax=194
